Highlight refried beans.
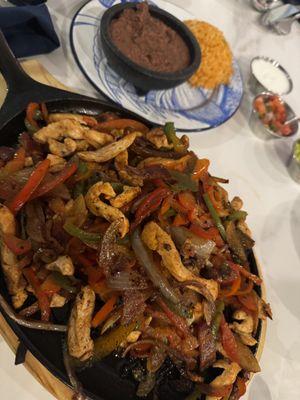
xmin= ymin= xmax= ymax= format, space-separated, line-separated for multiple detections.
xmin=109 ymin=2 xmax=191 ymax=73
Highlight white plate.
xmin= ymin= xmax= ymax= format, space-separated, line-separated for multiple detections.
xmin=70 ymin=0 xmax=244 ymax=131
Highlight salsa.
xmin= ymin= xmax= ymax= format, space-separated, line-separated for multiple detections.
xmin=253 ymin=94 xmax=293 ymax=136
xmin=109 ymin=2 xmax=191 ymax=73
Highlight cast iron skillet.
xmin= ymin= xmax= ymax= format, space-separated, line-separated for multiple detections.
xmin=0 ymin=31 xmax=264 ymax=400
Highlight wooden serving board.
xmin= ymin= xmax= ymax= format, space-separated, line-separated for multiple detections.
xmin=0 ymin=59 xmax=74 ymax=400
xmin=0 ymin=60 xmax=267 ymax=400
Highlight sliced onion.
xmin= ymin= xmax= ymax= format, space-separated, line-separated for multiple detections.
xmin=136 ymin=371 xmax=156 ymax=398
xmin=122 ymin=290 xmax=147 ymax=325
xmin=131 ymin=228 xmax=181 ymax=305
xmin=176 ymin=280 xmax=216 ymax=326
xmin=203 ymin=299 xmax=216 ymax=326
xmin=0 ymin=293 xmax=66 ymax=332
xmin=0 ymin=146 xmax=15 ymax=161
xmin=122 ymin=340 xmax=155 ymax=358
xmin=18 ymin=301 xmax=39 ymax=317
xmin=107 ymin=270 xmax=149 ymax=291
xmin=101 ymin=308 xmax=122 ymax=335
xmin=47 ymin=183 xmax=71 ymax=200
xmin=170 ymin=226 xmax=215 ymax=261
xmin=62 ymin=342 xmax=88 ymax=400
xmin=0 ymin=168 xmax=33 ymax=200
xmin=98 ymin=219 xmax=122 ymax=277
xmin=132 ymin=136 xmax=187 ymax=159
xmin=147 ymin=344 xmax=167 ymax=373
xmin=25 ymin=200 xmax=46 ymax=243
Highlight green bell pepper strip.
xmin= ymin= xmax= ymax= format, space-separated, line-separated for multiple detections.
xmin=93 ymin=320 xmax=138 ymax=361
xmin=211 ymin=300 xmax=225 ymax=340
xmin=164 ymin=208 xmax=176 ymax=218
xmin=24 ymin=118 xmax=38 ymax=133
xmin=63 ymin=222 xmax=102 ymax=244
xmin=203 ymin=193 xmax=227 ymax=241
xmin=169 ymin=170 xmax=198 ymax=193
xmin=227 ymin=210 xmax=248 ymax=222
xmin=164 ymin=122 xmax=186 ymax=152
xmin=72 ymin=181 xmax=86 ymax=198
xmin=50 ymin=271 xmax=78 ymax=294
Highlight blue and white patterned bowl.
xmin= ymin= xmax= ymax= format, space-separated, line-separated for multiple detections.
xmin=70 ymin=0 xmax=244 ymax=131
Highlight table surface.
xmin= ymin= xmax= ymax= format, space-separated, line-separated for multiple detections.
xmin=1 ymin=0 xmax=300 ymax=399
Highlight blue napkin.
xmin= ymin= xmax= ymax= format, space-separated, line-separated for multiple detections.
xmin=0 ymin=4 xmax=60 ymax=58
xmin=9 ymin=1 xmax=46 ymax=5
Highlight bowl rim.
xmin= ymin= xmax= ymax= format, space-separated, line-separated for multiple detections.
xmin=252 ymin=91 xmax=298 ymax=138
xmin=100 ymin=2 xmax=201 ymax=81
xmin=250 ymin=56 xmax=293 ymax=95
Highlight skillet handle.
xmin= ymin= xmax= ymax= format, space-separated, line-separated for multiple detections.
xmin=0 ymin=30 xmax=34 ymax=93
xmin=0 ymin=30 xmax=84 ymax=130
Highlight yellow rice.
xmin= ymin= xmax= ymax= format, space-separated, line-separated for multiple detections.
xmin=185 ymin=20 xmax=233 ymax=90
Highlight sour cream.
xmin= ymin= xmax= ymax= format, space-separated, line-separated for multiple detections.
xmin=251 ymin=58 xmax=291 ymax=94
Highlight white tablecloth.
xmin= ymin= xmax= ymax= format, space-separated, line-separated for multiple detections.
xmin=0 ymin=0 xmax=300 ymax=399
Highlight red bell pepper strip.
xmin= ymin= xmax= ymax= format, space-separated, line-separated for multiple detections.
xmin=3 ymin=233 xmax=31 ymax=255
xmin=229 ymin=377 xmax=247 ymax=400
xmin=96 ymin=118 xmax=149 ymax=134
xmin=235 ymin=279 xmax=254 ymax=296
xmin=190 ymin=224 xmax=224 ymax=247
xmin=157 ymin=297 xmax=190 ymax=339
xmin=220 ymin=315 xmax=239 ymax=364
xmin=77 ymin=254 xmax=104 ymax=284
xmin=40 ymin=102 xmax=48 ymax=121
xmin=177 ymin=191 xmax=197 ymax=211
xmin=131 ymin=187 xmax=171 ymax=230
xmin=30 ymin=162 xmax=77 ymax=200
xmin=92 ymin=295 xmax=118 ymax=328
xmin=172 ymin=213 xmax=189 ymax=227
xmin=8 ymin=159 xmax=50 ymax=214
xmin=152 ymin=178 xmax=168 ymax=188
xmin=227 ymin=261 xmax=262 ymax=286
xmin=23 ymin=267 xmax=51 ymax=322
xmin=26 ymin=103 xmax=40 ymax=130
xmin=238 ymin=290 xmax=258 ymax=311
xmin=40 ymin=274 xmax=61 ymax=295
xmin=219 ymin=273 xmax=241 ymax=298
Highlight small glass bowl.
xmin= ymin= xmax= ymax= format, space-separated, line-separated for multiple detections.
xmin=252 ymin=0 xmax=280 ymax=12
xmin=249 ymin=92 xmax=298 ymax=139
xmin=249 ymin=56 xmax=293 ymax=96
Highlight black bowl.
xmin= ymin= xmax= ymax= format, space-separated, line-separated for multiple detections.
xmin=100 ymin=2 xmax=201 ymax=93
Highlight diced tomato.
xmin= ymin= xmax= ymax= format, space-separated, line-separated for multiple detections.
xmin=23 ymin=267 xmax=51 ymax=322
xmin=254 ymin=100 xmax=266 ymax=116
xmin=253 ymin=96 xmax=264 ymax=109
xmin=280 ymin=124 xmax=292 ymax=136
